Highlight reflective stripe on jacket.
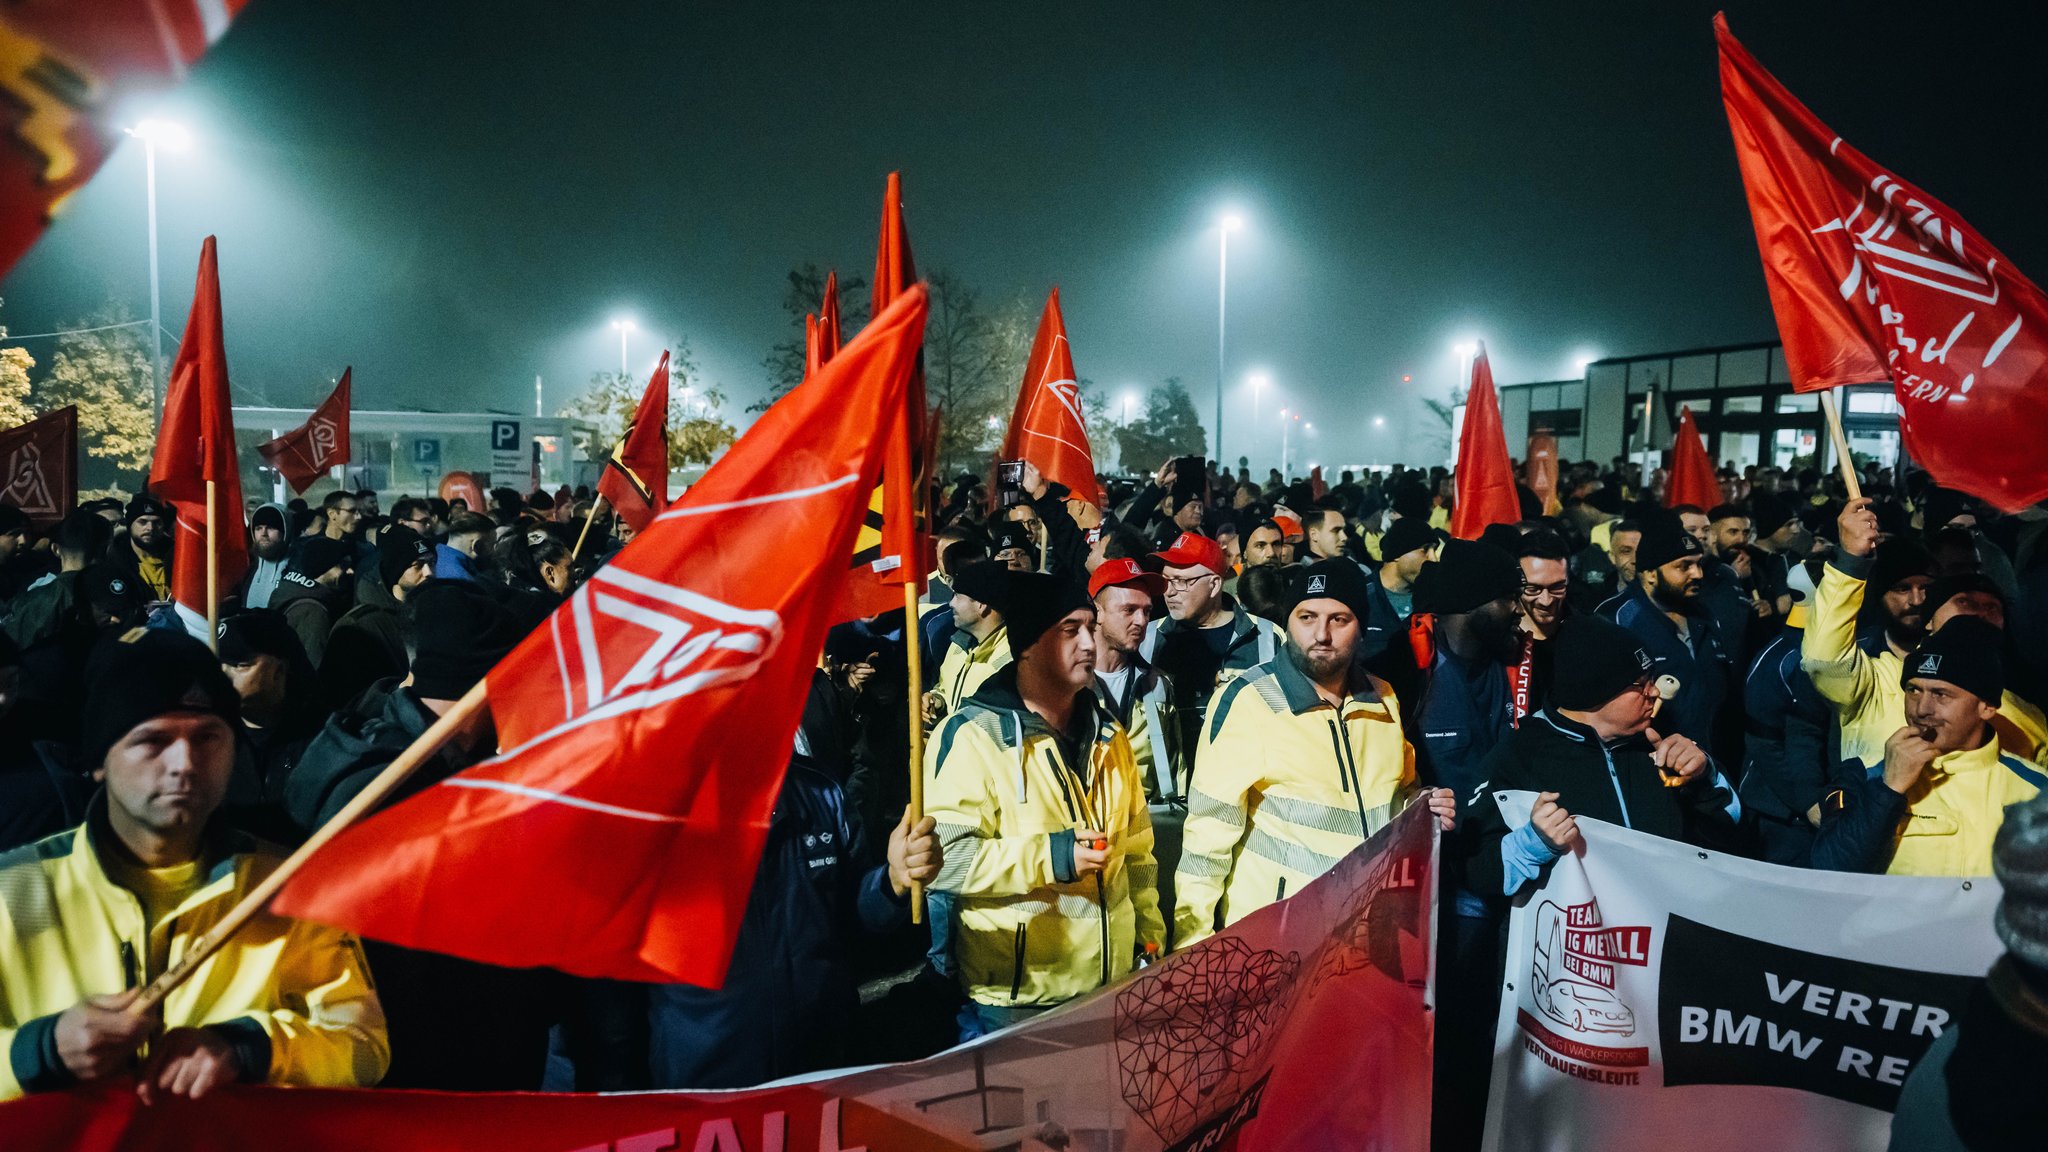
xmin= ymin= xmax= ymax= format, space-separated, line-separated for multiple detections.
xmin=1173 ymin=643 xmax=1417 ymax=947
xmin=925 ymin=667 xmax=1164 ymax=1008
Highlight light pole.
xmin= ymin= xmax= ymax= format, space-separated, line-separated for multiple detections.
xmin=125 ymin=118 xmax=189 ymax=421
xmin=611 ymin=318 xmax=636 ymax=378
xmin=1248 ymin=371 xmax=1269 ymax=468
xmin=1217 ymin=213 xmax=1243 ymax=466
xmin=1280 ymin=407 xmax=1290 ymax=478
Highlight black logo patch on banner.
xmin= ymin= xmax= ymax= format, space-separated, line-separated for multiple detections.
xmin=1657 ymin=915 xmax=1981 ymax=1111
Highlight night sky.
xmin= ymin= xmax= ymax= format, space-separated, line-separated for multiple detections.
xmin=5 ymin=1 xmax=2046 ymax=467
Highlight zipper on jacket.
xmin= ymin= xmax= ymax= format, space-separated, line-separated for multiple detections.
xmin=1011 ymin=926 xmax=1027 ymax=1001
xmin=120 ymin=941 xmax=140 ymax=989
xmin=1276 ymin=877 xmax=1288 ymax=902
xmin=1329 ymin=713 xmax=1371 ymax=835
xmin=1047 ymin=748 xmax=1080 ymax=821
xmin=1326 ymin=720 xmax=1352 ymax=794
xmin=1600 ymin=743 xmax=1634 ymax=829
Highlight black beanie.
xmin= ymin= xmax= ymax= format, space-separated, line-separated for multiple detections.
xmin=1288 ymin=558 xmax=1376 ymax=621
xmin=377 ymin=525 xmax=432 ymax=590
xmin=1868 ymin=536 xmax=1935 ymax=595
xmin=951 ymin=560 xmax=1010 ymax=610
xmin=1749 ymin=492 xmax=1798 ymax=538
xmin=289 ymin=536 xmax=355 ymax=581
xmin=1926 ymin=572 xmax=2006 ymax=620
xmin=1477 ymin=523 xmax=1522 ymax=557
xmin=216 ymin=609 xmax=306 ymax=666
xmin=406 ymin=579 xmax=523 ymax=700
xmin=249 ymin=504 xmax=286 ymax=533
xmin=124 ymin=493 xmax=167 ymax=526
xmin=1902 ymin=616 xmax=2004 ymax=704
xmin=1412 ymin=539 xmax=1522 ymax=616
xmin=995 ymin=570 xmax=1091 ymax=660
xmin=82 ymin=628 xmax=240 ymax=773
xmin=1379 ymin=517 xmax=1438 ymax=564
xmin=1635 ymin=512 xmax=1705 ymax=575
xmin=1550 ymin=615 xmax=1658 ymax=711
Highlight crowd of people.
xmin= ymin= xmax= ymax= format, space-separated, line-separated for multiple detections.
xmin=0 ymin=451 xmax=2041 ymax=1151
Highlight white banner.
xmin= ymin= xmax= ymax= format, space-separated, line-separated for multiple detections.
xmin=1482 ymin=792 xmax=2002 ymax=1152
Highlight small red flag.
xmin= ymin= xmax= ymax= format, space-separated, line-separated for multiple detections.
xmin=256 ymin=370 xmax=351 ymax=495
xmin=149 ymin=236 xmax=248 ymax=622
xmin=1665 ymin=405 xmax=1722 ymax=510
xmin=596 ymin=350 xmax=671 ymax=531
xmin=1525 ymin=429 xmax=1560 ymax=516
xmin=1000 ymin=289 xmax=1103 ymax=507
xmin=1717 ymin=15 xmax=2048 ymax=510
xmin=273 ymin=286 xmax=931 ymax=986
xmin=837 ymin=173 xmax=929 ymax=621
xmin=0 ymin=406 xmax=79 ymax=527
xmin=1449 ymin=342 xmax=1519 ymax=540
xmin=804 ymin=271 xmax=842 ymax=381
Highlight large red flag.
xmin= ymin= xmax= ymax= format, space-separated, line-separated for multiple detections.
xmin=256 ymin=370 xmax=351 ymax=495
xmin=1717 ymin=15 xmax=2048 ymax=510
xmin=0 ymin=405 xmax=78 ymax=527
xmin=1000 ymin=289 xmax=1104 ymax=507
xmin=0 ymin=1 xmax=251 ymax=278
xmin=1449 ymin=342 xmax=1519 ymax=540
xmin=274 ymin=286 xmax=930 ymax=986
xmin=838 ymin=172 xmax=928 ymax=620
xmin=596 ymin=350 xmax=671 ymax=531
xmin=1665 ymin=405 xmax=1722 ymax=510
xmin=149 ymin=236 xmax=247 ymax=625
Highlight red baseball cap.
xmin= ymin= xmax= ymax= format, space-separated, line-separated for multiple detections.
xmin=1273 ymin=513 xmax=1305 ymax=539
xmin=1151 ymin=532 xmax=1227 ymax=576
xmin=1089 ymin=557 xmax=1168 ymax=599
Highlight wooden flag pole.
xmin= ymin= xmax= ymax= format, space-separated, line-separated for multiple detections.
xmin=570 ymin=493 xmax=609 ymax=563
xmin=1818 ymin=390 xmax=1863 ymax=501
xmin=203 ymin=479 xmax=218 ymax=651
xmin=127 ymin=679 xmax=491 ymax=1014
xmin=903 ymin=579 xmax=928 ymax=925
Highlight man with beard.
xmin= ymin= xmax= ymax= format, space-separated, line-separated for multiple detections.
xmin=1804 ymin=498 xmax=2043 ymax=771
xmin=1614 ymin=513 xmax=1729 ymax=755
xmin=110 ymin=495 xmax=173 ymax=604
xmin=1140 ymin=532 xmax=1281 ymax=767
xmin=1240 ymin=519 xmax=1287 ymax=570
xmin=239 ymin=505 xmax=291 ymax=610
xmin=1175 ymin=558 xmax=1454 ymax=947
xmin=268 ymin=537 xmax=354 ymax=669
xmin=1812 ymin=618 xmax=2043 ymax=876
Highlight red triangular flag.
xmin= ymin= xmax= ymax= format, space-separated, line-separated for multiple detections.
xmin=1665 ymin=405 xmax=1722 ymax=510
xmin=804 ymin=271 xmax=842 ymax=381
xmin=1000 ymin=288 xmax=1104 ymax=507
xmin=1525 ymin=429 xmax=1560 ymax=516
xmin=256 ymin=370 xmax=351 ymax=495
xmin=273 ymin=286 xmax=931 ymax=986
xmin=596 ymin=350 xmax=671 ymax=531
xmin=1449 ymin=342 xmax=1519 ymax=540
xmin=1717 ymin=15 xmax=2048 ymax=510
xmin=837 ymin=173 xmax=929 ymax=621
xmin=149 ymin=236 xmax=248 ymax=625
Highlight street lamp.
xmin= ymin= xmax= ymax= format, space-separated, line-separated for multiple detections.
xmin=610 ymin=318 xmax=636 ymax=377
xmin=124 ymin=117 xmax=190 ymax=422
xmin=1247 ymin=371 xmax=1269 ymax=465
xmin=1120 ymin=391 xmax=1138 ymax=427
xmin=1373 ymin=415 xmax=1386 ymax=428
xmin=1216 ymin=212 xmax=1244 ymax=466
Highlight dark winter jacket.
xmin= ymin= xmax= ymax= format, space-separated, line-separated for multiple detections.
xmin=319 ymin=573 xmax=407 ymax=709
xmin=1611 ymin=583 xmax=1731 ymax=755
xmin=646 ymin=754 xmax=906 ymax=1089
xmin=1737 ymin=623 xmax=1833 ymax=826
xmin=1462 ymin=709 xmax=1743 ymax=899
xmin=268 ymin=572 xmax=346 ymax=669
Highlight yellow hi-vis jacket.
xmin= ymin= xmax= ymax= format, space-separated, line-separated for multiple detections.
xmin=1174 ymin=644 xmax=1419 ymax=947
xmin=1800 ymin=554 xmax=2047 ymax=768
xmin=0 ymin=806 xmax=389 ymax=1099
xmin=935 ymin=624 xmax=1012 ymax=715
xmin=1881 ymin=734 xmax=2045 ymax=876
xmin=925 ymin=668 xmax=1165 ymax=1008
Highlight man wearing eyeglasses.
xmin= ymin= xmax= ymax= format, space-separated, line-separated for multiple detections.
xmin=1514 ymin=531 xmax=1574 ymax=714
xmin=1140 ymin=533 xmax=1282 ymax=768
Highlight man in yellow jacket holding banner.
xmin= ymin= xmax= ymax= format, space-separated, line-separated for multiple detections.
xmin=0 ymin=630 xmax=387 ymax=1101
xmin=1175 ymin=559 xmax=1456 ymax=947
xmin=926 ymin=571 xmax=1164 ymax=1037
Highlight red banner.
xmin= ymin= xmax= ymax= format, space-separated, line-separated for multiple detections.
xmin=0 ymin=1 xmax=250 ymax=277
xmin=8 ymin=796 xmax=1440 ymax=1151
xmin=0 ymin=404 xmax=76 ymax=526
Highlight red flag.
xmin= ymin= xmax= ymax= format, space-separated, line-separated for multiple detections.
xmin=1449 ymin=342 xmax=1519 ymax=540
xmin=1525 ymin=429 xmax=1560 ymax=516
xmin=0 ymin=1 xmax=251 ymax=278
xmin=256 ymin=370 xmax=351 ymax=495
xmin=1000 ymin=289 xmax=1104 ymax=506
xmin=804 ymin=271 xmax=842 ymax=380
xmin=0 ymin=405 xmax=78 ymax=527
xmin=1665 ymin=405 xmax=1722 ymax=510
xmin=273 ymin=286 xmax=931 ymax=985
xmin=596 ymin=350 xmax=671 ymax=531
xmin=1717 ymin=15 xmax=2048 ymax=510
xmin=837 ymin=172 xmax=929 ymax=620
xmin=149 ymin=236 xmax=247 ymax=621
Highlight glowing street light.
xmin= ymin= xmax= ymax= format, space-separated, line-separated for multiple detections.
xmin=1120 ymin=390 xmax=1139 ymax=427
xmin=1373 ymin=415 xmax=1387 ymax=428
xmin=610 ymin=318 xmax=636 ymax=377
xmin=124 ymin=117 xmax=192 ymax=420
